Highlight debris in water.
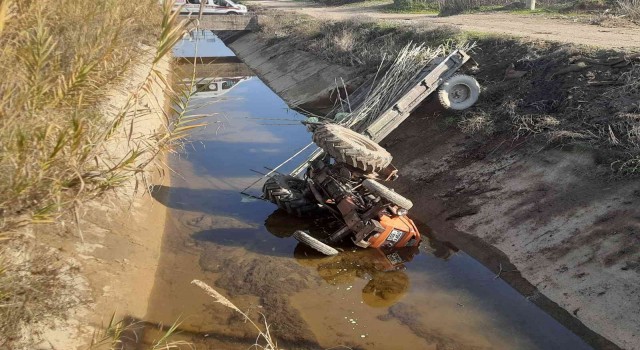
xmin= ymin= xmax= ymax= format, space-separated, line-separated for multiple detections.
xmin=240 ymin=195 xmax=259 ymax=203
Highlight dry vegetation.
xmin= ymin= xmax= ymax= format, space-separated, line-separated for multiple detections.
xmin=88 ymin=315 xmax=190 ymax=350
xmin=260 ymin=15 xmax=467 ymax=67
xmin=0 ymin=0 xmax=203 ymax=347
xmin=258 ymin=13 xmax=640 ymax=174
xmin=617 ymin=0 xmax=640 ymax=19
xmin=192 ymin=280 xmax=278 ymax=350
xmin=0 ymin=0 xmax=193 ymax=229
xmin=306 ymin=0 xmax=640 ymax=19
xmin=434 ymin=0 xmax=640 ymax=18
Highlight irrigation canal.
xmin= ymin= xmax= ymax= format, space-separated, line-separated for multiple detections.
xmin=141 ymin=31 xmax=595 ymax=350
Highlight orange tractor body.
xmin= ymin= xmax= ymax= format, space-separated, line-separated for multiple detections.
xmin=367 ymin=214 xmax=420 ymax=249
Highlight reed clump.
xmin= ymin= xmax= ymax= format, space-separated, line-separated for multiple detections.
xmin=0 ymin=0 xmax=190 ymax=228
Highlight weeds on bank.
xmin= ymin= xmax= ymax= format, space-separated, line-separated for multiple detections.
xmin=192 ymin=280 xmax=278 ymax=350
xmin=0 ymin=0 xmax=194 ymax=230
xmin=616 ymin=0 xmax=640 ymax=20
xmin=85 ymin=279 xmax=279 ymax=350
xmin=88 ymin=314 xmax=191 ymax=350
xmin=258 ymin=15 xmax=466 ymax=68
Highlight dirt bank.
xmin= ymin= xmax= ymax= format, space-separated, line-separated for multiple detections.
xmin=223 ymin=16 xmax=640 ymax=350
xmin=2 ymin=51 xmax=172 ymax=349
xmin=384 ymin=108 xmax=640 ymax=350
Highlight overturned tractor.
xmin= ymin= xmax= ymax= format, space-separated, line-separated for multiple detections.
xmin=261 ymin=48 xmax=480 ymax=255
xmin=263 ymin=123 xmax=421 ymax=255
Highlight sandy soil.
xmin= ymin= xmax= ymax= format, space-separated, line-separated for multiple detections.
xmin=6 ymin=50 xmax=172 ymax=349
xmin=249 ymin=0 xmax=640 ymax=50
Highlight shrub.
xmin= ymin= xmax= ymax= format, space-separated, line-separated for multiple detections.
xmin=438 ymin=0 xmax=483 ymax=15
xmin=617 ymin=0 xmax=640 ymax=19
xmin=314 ymin=0 xmax=366 ymax=5
xmin=393 ymin=0 xmax=441 ymax=11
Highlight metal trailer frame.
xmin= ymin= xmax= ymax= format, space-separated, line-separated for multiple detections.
xmin=290 ymin=49 xmax=476 ymax=177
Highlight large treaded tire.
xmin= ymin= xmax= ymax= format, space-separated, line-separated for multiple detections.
xmin=262 ymin=175 xmax=320 ymax=217
xmin=293 ymin=231 xmax=339 ymax=256
xmin=438 ymin=74 xmax=480 ymax=111
xmin=362 ymin=179 xmax=413 ymax=210
xmin=312 ymin=124 xmax=392 ymax=173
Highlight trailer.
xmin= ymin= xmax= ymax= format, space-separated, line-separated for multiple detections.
xmin=290 ymin=49 xmax=479 ymax=177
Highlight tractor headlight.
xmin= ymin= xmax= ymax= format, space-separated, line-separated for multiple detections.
xmin=397 ymin=208 xmax=408 ymax=216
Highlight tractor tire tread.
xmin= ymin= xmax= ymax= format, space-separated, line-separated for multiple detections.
xmin=313 ymin=124 xmax=392 ymax=173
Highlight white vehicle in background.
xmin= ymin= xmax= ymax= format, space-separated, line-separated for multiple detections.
xmin=174 ymin=0 xmax=248 ymax=15
xmin=181 ymin=77 xmax=251 ymax=99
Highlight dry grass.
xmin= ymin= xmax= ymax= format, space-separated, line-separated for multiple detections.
xmin=513 ymin=115 xmax=561 ymax=137
xmin=458 ymin=111 xmax=495 ymax=134
xmin=258 ymin=15 xmax=466 ymax=69
xmin=0 ymin=0 xmax=191 ymax=229
xmin=438 ymin=0 xmax=483 ymax=15
xmin=89 ymin=314 xmax=192 ymax=350
xmin=192 ymin=280 xmax=278 ymax=350
xmin=338 ymin=43 xmax=453 ymax=129
xmin=617 ymin=0 xmax=640 ymax=20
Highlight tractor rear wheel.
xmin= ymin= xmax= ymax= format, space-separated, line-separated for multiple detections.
xmin=262 ymin=175 xmax=321 ymax=217
xmin=312 ymin=123 xmax=392 ymax=173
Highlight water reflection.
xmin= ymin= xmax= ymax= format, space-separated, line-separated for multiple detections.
xmin=195 ymin=77 xmax=251 ymax=98
xmin=294 ymin=244 xmax=418 ymax=308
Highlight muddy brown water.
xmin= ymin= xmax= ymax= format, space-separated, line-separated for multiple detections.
xmin=142 ymin=32 xmax=594 ymax=349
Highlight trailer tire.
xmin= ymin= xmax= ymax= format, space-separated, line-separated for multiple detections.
xmin=262 ymin=175 xmax=321 ymax=217
xmin=293 ymin=231 xmax=339 ymax=256
xmin=362 ymin=179 xmax=413 ymax=210
xmin=313 ymin=124 xmax=392 ymax=173
xmin=438 ymin=74 xmax=480 ymax=110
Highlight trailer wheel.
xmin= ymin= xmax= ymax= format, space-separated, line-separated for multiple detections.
xmin=262 ymin=175 xmax=321 ymax=217
xmin=438 ymin=74 xmax=480 ymax=110
xmin=362 ymin=179 xmax=413 ymax=210
xmin=313 ymin=123 xmax=392 ymax=173
xmin=293 ymin=231 xmax=339 ymax=256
